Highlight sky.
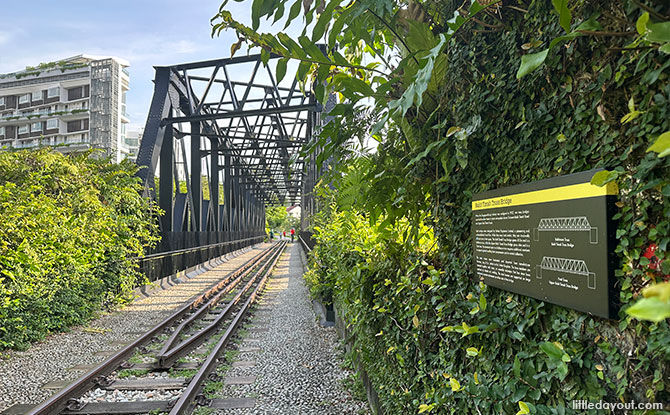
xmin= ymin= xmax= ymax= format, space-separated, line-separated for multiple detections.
xmin=0 ymin=0 xmax=287 ymax=132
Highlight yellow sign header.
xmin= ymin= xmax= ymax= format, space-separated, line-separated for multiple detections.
xmin=472 ymin=182 xmax=618 ymax=211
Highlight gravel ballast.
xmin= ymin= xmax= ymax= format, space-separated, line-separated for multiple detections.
xmin=0 ymin=243 xmax=270 ymax=412
xmin=215 ymin=242 xmax=370 ymax=415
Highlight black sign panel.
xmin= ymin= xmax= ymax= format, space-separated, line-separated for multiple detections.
xmin=471 ymin=170 xmax=619 ymax=318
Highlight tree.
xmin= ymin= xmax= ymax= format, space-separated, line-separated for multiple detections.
xmin=266 ymin=205 xmax=287 ymax=231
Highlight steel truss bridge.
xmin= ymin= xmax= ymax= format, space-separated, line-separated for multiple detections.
xmin=134 ymin=53 xmax=326 ymax=280
xmin=536 ymin=256 xmax=596 ymax=289
xmin=533 ymin=216 xmax=599 ymax=244
xmin=537 ymin=217 xmax=592 ymax=231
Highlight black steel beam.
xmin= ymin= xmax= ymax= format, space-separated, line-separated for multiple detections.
xmin=159 ymin=123 xmax=174 ymax=233
xmin=164 ymin=103 xmax=318 ymax=124
xmin=166 ymin=53 xmax=281 ymax=71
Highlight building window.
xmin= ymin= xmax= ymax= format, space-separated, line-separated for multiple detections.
xmin=46 ymin=119 xmax=58 ymax=130
xmin=18 ymin=125 xmax=29 ymax=134
xmin=19 ymin=94 xmax=30 ymax=104
xmin=31 ymin=122 xmax=42 ymax=132
xmin=47 ymin=87 xmax=59 ymax=98
xmin=0 ymin=126 xmax=4 ymax=136
xmin=32 ymin=91 xmax=42 ymax=101
xmin=0 ymin=97 xmax=4 ymax=106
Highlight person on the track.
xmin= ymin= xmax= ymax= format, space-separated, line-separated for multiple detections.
xmin=290 ymin=228 xmax=295 ymax=242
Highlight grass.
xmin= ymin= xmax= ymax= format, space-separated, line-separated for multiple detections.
xmin=168 ymin=369 xmax=198 ymax=378
xmin=340 ymin=350 xmax=368 ymax=403
xmin=203 ymin=380 xmax=224 ymax=398
xmin=193 ymin=408 xmax=216 ymax=415
xmin=117 ymin=368 xmax=150 ymax=378
xmin=128 ymin=352 xmax=146 ymax=364
xmin=225 ymin=349 xmax=239 ymax=361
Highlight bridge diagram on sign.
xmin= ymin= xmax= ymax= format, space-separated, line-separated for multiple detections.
xmin=536 ymin=256 xmax=596 ymax=289
xmin=533 ymin=216 xmax=598 ymax=244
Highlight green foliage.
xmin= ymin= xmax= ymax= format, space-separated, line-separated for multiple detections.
xmin=273 ymin=0 xmax=670 ymax=413
xmin=0 ymin=149 xmax=160 ymax=349
xmin=265 ymin=205 xmax=299 ymax=234
xmin=266 ymin=205 xmax=288 ymax=231
xmin=648 ymin=131 xmax=670 ymax=157
xmin=627 ymin=282 xmax=670 ymax=322
xmin=213 ymin=0 xmax=669 ymax=412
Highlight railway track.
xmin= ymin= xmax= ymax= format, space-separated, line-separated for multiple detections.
xmin=8 ymin=241 xmax=287 ymax=415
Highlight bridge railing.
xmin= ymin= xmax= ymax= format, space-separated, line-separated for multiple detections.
xmin=137 ymin=232 xmax=264 ymax=282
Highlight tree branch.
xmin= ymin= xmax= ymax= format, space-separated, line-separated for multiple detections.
xmin=366 ymin=8 xmax=421 ymax=67
xmin=632 ymin=0 xmax=669 ymax=21
xmin=505 ymin=5 xmax=528 ymax=13
xmin=577 ymin=30 xmax=637 ymax=37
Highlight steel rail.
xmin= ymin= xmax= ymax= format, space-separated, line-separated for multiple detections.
xmin=156 ymin=244 xmax=277 ymax=357
xmin=168 ymin=241 xmax=287 ymax=414
xmin=24 ymin=243 xmax=278 ymax=415
xmin=155 ymin=242 xmax=285 ymax=368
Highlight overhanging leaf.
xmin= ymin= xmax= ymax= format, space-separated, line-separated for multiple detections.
xmin=642 ymin=282 xmax=670 ymax=302
xmin=647 ymin=131 xmax=670 ymax=158
xmin=626 ymin=297 xmax=670 ymax=322
xmin=647 ymin=21 xmax=670 ymax=44
xmin=275 ymin=57 xmax=288 ymax=83
xmin=230 ymin=39 xmax=243 ymax=57
xmin=284 ymin=0 xmax=303 ymax=29
xmin=590 ymin=170 xmax=618 ymax=186
xmin=517 ymin=49 xmax=549 ymax=79
xmin=312 ymin=0 xmax=340 ymax=41
xmin=636 ymin=12 xmax=649 ymax=35
xmin=551 ymin=0 xmax=572 ymax=33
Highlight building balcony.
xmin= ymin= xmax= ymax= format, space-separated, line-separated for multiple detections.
xmin=0 ymin=109 xmax=89 ymax=124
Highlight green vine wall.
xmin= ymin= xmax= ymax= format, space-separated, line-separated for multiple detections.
xmin=307 ymin=2 xmax=669 ymax=414
xmin=214 ymin=0 xmax=669 ymax=413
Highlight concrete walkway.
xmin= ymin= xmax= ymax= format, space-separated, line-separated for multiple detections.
xmin=216 ymin=243 xmax=369 ymax=414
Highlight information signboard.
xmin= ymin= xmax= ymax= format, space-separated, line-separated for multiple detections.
xmin=471 ymin=170 xmax=619 ymax=318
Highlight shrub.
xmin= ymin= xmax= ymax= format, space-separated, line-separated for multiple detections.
xmin=0 ymin=149 xmax=160 ymax=349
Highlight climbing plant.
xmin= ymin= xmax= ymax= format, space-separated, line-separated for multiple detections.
xmin=213 ymin=0 xmax=670 ymax=414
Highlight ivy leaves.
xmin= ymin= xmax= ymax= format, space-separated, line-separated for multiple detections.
xmin=539 ymin=341 xmax=572 ymax=380
xmin=517 ymin=15 xmax=602 ymax=78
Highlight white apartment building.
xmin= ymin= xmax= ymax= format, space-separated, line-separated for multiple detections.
xmin=124 ymin=128 xmax=143 ymax=162
xmin=0 ymin=55 xmax=130 ymax=162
